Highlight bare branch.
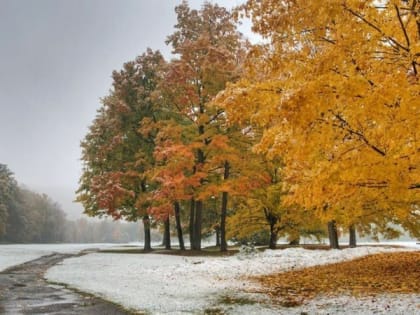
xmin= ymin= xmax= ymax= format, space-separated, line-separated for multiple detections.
xmin=395 ymin=4 xmax=411 ymax=48
xmin=332 ymin=112 xmax=386 ymax=156
xmin=409 ymin=183 xmax=420 ymax=189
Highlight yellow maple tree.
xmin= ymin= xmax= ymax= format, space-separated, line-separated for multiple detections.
xmin=216 ymin=0 xmax=420 ymax=241
xmin=226 ymin=158 xmax=325 ymax=248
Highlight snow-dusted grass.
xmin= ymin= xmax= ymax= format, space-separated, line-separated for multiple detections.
xmin=0 ymin=243 xmax=115 ymax=271
xmin=46 ymin=244 xmax=419 ymax=314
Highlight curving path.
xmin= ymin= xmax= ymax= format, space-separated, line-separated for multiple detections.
xmin=0 ymin=252 xmax=133 ymax=314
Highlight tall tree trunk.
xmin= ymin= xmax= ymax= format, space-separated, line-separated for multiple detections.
xmin=192 ymin=105 xmax=206 ymax=250
xmin=189 ymin=198 xmax=195 ymax=250
xmin=264 ymin=209 xmax=279 ymax=249
xmin=269 ymin=224 xmax=278 ymax=250
xmin=349 ymin=225 xmax=357 ymax=248
xmin=220 ymin=191 xmax=228 ymax=251
xmin=327 ymin=220 xmax=339 ymax=249
xmin=220 ymin=160 xmax=230 ymax=252
xmin=143 ymin=215 xmax=152 ymax=251
xmin=193 ymin=200 xmax=203 ymax=250
xmin=215 ymin=225 xmax=220 ymax=247
xmin=140 ymin=180 xmax=151 ymax=251
xmin=163 ymin=217 xmax=171 ymax=250
xmin=174 ymin=201 xmax=185 ymax=250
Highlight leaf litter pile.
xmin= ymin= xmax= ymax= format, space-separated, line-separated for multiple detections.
xmin=251 ymin=251 xmax=420 ymax=307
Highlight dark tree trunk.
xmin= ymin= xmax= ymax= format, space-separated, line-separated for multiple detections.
xmin=264 ymin=209 xmax=279 ymax=249
xmin=143 ymin=215 xmax=152 ymax=251
xmin=174 ymin=201 xmax=185 ymax=250
xmin=349 ymin=225 xmax=357 ymax=248
xmin=269 ymin=225 xmax=278 ymax=250
xmin=215 ymin=225 xmax=220 ymax=247
xmin=289 ymin=237 xmax=300 ymax=246
xmin=189 ymin=198 xmax=195 ymax=250
xmin=328 ymin=220 xmax=339 ymax=249
xmin=140 ymin=180 xmax=151 ymax=251
xmin=220 ymin=160 xmax=230 ymax=252
xmin=190 ymin=139 xmax=205 ymax=251
xmin=220 ymin=191 xmax=229 ymax=251
xmin=193 ymin=200 xmax=203 ymax=250
xmin=163 ymin=217 xmax=171 ymax=250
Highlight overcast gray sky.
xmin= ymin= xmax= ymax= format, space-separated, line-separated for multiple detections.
xmin=0 ymin=0 xmax=247 ymax=219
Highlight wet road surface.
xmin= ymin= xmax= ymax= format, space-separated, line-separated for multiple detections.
xmin=0 ymin=252 xmax=133 ymax=314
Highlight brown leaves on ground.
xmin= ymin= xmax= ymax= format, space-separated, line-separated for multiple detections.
xmin=252 ymin=251 xmax=420 ymax=307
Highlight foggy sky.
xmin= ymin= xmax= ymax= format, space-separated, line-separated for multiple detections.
xmin=0 ymin=0 xmax=245 ymax=219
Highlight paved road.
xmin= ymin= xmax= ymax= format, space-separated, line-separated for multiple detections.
xmin=0 ymin=252 xmax=133 ymax=314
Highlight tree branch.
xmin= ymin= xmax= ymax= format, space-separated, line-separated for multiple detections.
xmin=206 ymin=109 xmax=225 ymax=125
xmin=332 ymin=112 xmax=386 ymax=156
xmin=344 ymin=5 xmax=409 ymax=53
xmin=395 ymin=4 xmax=411 ymax=47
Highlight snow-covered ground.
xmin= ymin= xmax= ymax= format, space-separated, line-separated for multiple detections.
xmin=44 ymin=244 xmax=420 ymax=314
xmin=0 ymin=243 xmax=116 ymax=272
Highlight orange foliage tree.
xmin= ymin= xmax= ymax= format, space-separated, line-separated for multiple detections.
xmin=158 ymin=1 xmax=246 ymax=250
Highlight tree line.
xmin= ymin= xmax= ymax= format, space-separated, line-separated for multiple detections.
xmin=78 ymin=0 xmax=419 ymax=251
xmin=0 ymin=163 xmax=143 ymax=243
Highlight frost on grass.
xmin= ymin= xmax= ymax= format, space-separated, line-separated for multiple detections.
xmin=45 ymin=246 xmax=419 ymax=314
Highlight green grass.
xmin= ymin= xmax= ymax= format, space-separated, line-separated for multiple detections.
xmin=218 ymin=295 xmax=258 ymax=306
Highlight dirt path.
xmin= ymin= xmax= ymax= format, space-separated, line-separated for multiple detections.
xmin=0 ymin=252 xmax=132 ymax=314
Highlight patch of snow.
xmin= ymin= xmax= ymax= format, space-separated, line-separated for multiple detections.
xmin=45 ymin=245 xmax=419 ymax=314
xmin=0 ymin=243 xmax=115 ymax=271
xmin=222 ymin=292 xmax=420 ymax=315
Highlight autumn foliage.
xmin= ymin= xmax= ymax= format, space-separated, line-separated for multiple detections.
xmin=217 ymin=0 xmax=420 ymax=241
xmin=78 ymin=1 xmax=419 ymax=250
